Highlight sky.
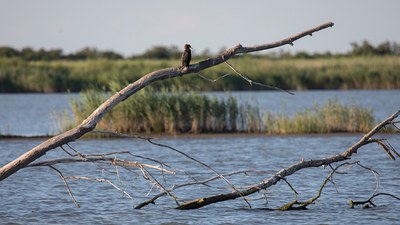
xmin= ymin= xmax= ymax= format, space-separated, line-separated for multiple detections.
xmin=1 ymin=0 xmax=400 ymax=57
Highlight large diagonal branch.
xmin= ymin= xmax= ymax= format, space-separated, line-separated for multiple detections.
xmin=0 ymin=22 xmax=334 ymax=181
xmin=176 ymin=110 xmax=400 ymax=209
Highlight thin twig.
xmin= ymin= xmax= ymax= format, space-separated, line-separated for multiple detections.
xmin=140 ymin=165 xmax=181 ymax=206
xmin=279 ymin=161 xmax=359 ymax=210
xmin=135 ymin=170 xmax=270 ymax=209
xmin=91 ymin=129 xmax=251 ymax=208
xmin=48 ymin=165 xmax=80 ymax=208
xmin=356 ymin=162 xmax=380 ymax=195
xmin=224 ymin=61 xmax=294 ymax=95
xmin=27 ymin=157 xmax=175 ymax=174
xmin=196 ymin=73 xmax=231 ymax=82
xmin=64 ymin=175 xmax=134 ymax=200
xmin=280 ymin=177 xmax=299 ymax=198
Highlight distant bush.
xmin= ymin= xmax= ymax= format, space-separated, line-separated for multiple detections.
xmin=0 ymin=46 xmax=123 ymax=61
xmin=1 ymin=41 xmax=400 ymax=62
xmin=135 ymin=46 xmax=181 ymax=60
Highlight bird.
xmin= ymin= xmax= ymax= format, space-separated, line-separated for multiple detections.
xmin=181 ymin=44 xmax=192 ymax=67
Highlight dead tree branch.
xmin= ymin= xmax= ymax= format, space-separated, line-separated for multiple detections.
xmin=27 ymin=157 xmax=175 ymax=174
xmin=175 ymin=111 xmax=400 ymax=209
xmin=0 ymin=22 xmax=334 ymax=181
xmin=90 ymin=129 xmax=250 ymax=207
xmin=134 ymin=170 xmax=273 ymax=209
xmin=277 ymin=161 xmax=379 ymax=210
xmin=48 ymin=165 xmax=81 ymax=208
xmin=349 ymin=193 xmax=400 ymax=208
xmin=224 ymin=61 xmax=294 ymax=95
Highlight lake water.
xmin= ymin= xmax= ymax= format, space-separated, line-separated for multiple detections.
xmin=0 ymin=90 xmax=400 ymax=224
xmin=1 ymin=134 xmax=400 ymax=224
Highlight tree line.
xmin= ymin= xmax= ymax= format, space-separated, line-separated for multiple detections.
xmin=1 ymin=41 xmax=400 ymax=61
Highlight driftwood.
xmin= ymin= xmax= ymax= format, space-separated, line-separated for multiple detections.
xmin=0 ymin=22 xmax=334 ymax=181
xmin=17 ymin=112 xmax=399 ymax=209
xmin=175 ymin=111 xmax=400 ymax=209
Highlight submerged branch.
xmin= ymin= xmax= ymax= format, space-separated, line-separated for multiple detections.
xmin=350 ymin=193 xmax=400 ymax=208
xmin=176 ymin=111 xmax=400 ymax=209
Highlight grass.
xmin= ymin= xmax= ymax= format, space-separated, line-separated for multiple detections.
xmin=59 ymin=88 xmax=377 ymax=135
xmin=264 ymin=99 xmax=375 ymax=134
xmin=1 ymin=55 xmax=400 ymax=92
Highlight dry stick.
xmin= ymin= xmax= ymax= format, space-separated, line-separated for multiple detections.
xmin=196 ymin=73 xmax=231 ymax=82
xmin=139 ymin=165 xmax=181 ymax=206
xmin=27 ymin=157 xmax=175 ymax=174
xmin=48 ymin=165 xmax=81 ymax=208
xmin=145 ymin=138 xmax=253 ymax=208
xmin=92 ymin=129 xmax=251 ymax=207
xmin=176 ymin=110 xmax=400 ymax=209
xmin=64 ymin=175 xmax=134 ymax=200
xmin=135 ymin=170 xmax=271 ymax=209
xmin=91 ymin=130 xmax=208 ymax=184
xmin=277 ymin=161 xmax=358 ymax=210
xmin=224 ymin=61 xmax=294 ymax=95
xmin=386 ymin=141 xmax=400 ymax=158
xmin=280 ymin=177 xmax=299 ymax=198
xmin=356 ymin=162 xmax=380 ymax=195
xmin=0 ymin=22 xmax=334 ymax=181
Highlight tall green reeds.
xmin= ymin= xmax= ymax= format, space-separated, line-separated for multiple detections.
xmin=264 ymin=98 xmax=375 ymax=134
xmin=62 ymin=88 xmax=376 ymax=135
xmin=67 ymin=86 xmax=260 ymax=134
xmin=1 ymin=56 xmax=400 ymax=92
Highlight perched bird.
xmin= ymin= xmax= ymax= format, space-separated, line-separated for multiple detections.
xmin=181 ymin=44 xmax=192 ymax=67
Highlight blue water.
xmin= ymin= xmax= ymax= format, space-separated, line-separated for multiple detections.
xmin=1 ymin=134 xmax=400 ymax=224
xmin=0 ymin=91 xmax=399 ymax=224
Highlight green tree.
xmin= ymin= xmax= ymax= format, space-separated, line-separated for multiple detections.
xmin=0 ymin=47 xmax=20 ymax=58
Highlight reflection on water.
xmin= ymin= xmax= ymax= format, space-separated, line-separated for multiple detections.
xmin=0 ymin=134 xmax=399 ymax=224
xmin=0 ymin=90 xmax=399 ymax=136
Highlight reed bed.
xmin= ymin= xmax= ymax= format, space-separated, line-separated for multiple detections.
xmin=66 ymin=87 xmax=261 ymax=134
xmin=264 ymin=99 xmax=375 ymax=134
xmin=61 ymin=88 xmax=376 ymax=135
xmin=1 ymin=56 xmax=400 ymax=92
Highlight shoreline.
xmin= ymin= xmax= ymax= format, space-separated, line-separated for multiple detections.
xmin=1 ymin=131 xmax=398 ymax=140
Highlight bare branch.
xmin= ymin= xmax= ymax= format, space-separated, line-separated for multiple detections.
xmin=0 ymin=22 xmax=335 ymax=181
xmin=91 ymin=129 xmax=251 ymax=207
xmin=176 ymin=111 xmax=400 ymax=209
xmin=350 ymin=193 xmax=400 ymax=208
xmin=27 ymin=157 xmax=175 ymax=174
xmin=64 ymin=176 xmax=134 ymax=200
xmin=224 ymin=61 xmax=294 ymax=95
xmin=135 ymin=170 xmax=271 ymax=209
xmin=280 ymin=177 xmax=299 ymax=198
xmin=196 ymin=73 xmax=231 ymax=82
xmin=356 ymin=162 xmax=380 ymax=195
xmin=48 ymin=165 xmax=80 ymax=208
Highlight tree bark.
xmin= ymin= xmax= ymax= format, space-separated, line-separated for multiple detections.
xmin=0 ymin=22 xmax=334 ymax=181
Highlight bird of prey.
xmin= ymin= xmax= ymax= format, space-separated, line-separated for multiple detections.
xmin=181 ymin=44 xmax=192 ymax=67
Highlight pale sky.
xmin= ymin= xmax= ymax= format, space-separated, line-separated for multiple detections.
xmin=1 ymin=0 xmax=400 ymax=57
